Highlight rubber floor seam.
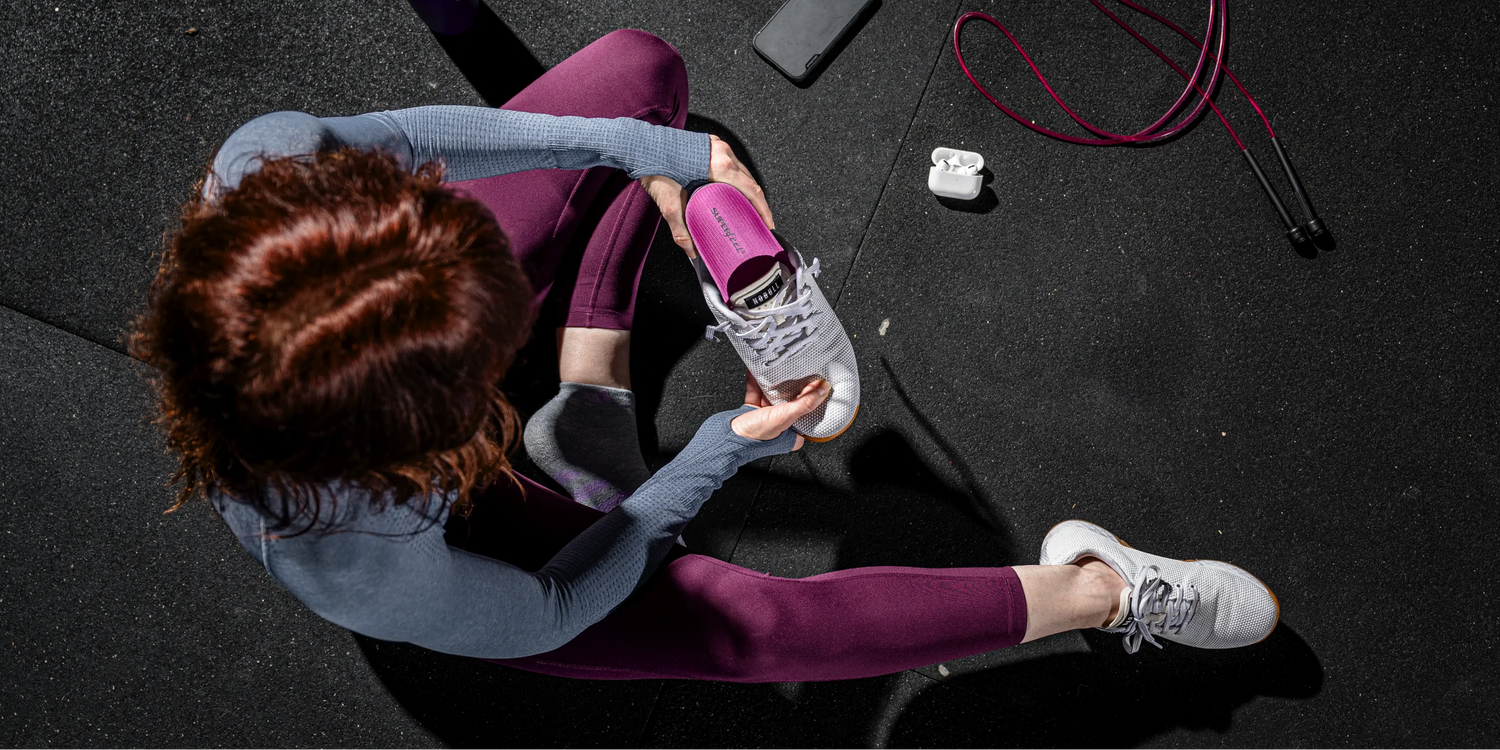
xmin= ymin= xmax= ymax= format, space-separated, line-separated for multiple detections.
xmin=832 ymin=1 xmax=965 ymax=309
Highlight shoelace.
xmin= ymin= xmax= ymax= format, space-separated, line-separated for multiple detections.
xmin=705 ymin=258 xmax=822 ymax=366
xmin=1103 ymin=565 xmax=1199 ymax=654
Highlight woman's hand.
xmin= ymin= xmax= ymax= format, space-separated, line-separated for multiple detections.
xmin=730 ymin=374 xmax=831 ymax=451
xmin=639 ymin=135 xmax=775 ymax=258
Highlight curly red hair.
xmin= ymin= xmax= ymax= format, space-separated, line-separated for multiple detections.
xmin=133 ymin=148 xmax=535 ymax=532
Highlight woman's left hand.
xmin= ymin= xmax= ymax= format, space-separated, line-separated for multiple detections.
xmin=639 ymin=135 xmax=774 ymax=258
xmin=730 ymin=373 xmax=830 ymax=452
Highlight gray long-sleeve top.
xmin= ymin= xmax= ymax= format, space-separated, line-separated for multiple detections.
xmin=206 ymin=105 xmax=711 ymax=195
xmin=204 ymin=106 xmax=773 ymax=659
xmin=215 ymin=408 xmax=792 ymax=659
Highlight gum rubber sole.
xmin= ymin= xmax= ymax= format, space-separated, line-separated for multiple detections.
xmin=1044 ymin=519 xmax=1280 ymax=645
xmin=798 ymin=405 xmax=858 ymax=443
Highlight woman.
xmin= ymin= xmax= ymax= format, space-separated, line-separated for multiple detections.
xmin=135 ymin=30 xmax=1278 ymax=680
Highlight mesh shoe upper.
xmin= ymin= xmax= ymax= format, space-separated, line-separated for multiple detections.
xmin=693 ymin=247 xmax=859 ymax=440
xmin=682 ymin=181 xmax=859 ymax=441
xmin=1039 ymin=520 xmax=1280 ymax=652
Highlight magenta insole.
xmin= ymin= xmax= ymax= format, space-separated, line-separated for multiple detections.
xmin=684 ymin=183 xmax=786 ymax=301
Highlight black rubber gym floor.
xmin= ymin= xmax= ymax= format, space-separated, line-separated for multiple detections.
xmin=2 ymin=0 xmax=1496 ymax=746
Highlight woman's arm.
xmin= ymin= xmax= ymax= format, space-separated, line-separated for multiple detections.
xmin=289 ymin=407 xmax=795 ymax=659
xmin=202 ymin=107 xmax=774 ymax=260
xmin=205 ymin=106 xmax=710 ymax=197
xmin=377 ymin=106 xmax=709 ymax=185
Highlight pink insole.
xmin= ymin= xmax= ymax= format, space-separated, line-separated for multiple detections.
xmin=684 ymin=183 xmax=785 ymax=301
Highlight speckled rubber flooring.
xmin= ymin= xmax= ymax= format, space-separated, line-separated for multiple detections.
xmin=3 ymin=0 xmax=1496 ymax=746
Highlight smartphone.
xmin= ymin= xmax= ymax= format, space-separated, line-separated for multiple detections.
xmin=753 ymin=0 xmax=877 ymax=84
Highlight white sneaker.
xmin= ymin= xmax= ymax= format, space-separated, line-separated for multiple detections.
xmin=685 ymin=183 xmax=860 ymax=441
xmin=1040 ymin=520 xmax=1280 ymax=653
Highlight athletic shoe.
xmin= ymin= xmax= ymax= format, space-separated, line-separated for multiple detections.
xmin=684 ymin=182 xmax=859 ymax=441
xmin=1039 ymin=519 xmax=1280 ymax=653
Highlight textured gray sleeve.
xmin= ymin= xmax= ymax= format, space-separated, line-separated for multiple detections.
xmin=381 ymin=106 xmax=711 ymax=185
xmin=204 ymin=110 xmax=413 ymax=198
xmin=232 ymin=407 xmax=795 ymax=660
xmin=205 ymin=106 xmax=710 ymax=199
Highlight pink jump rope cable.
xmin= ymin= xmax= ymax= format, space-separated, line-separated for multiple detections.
xmin=953 ymin=1 xmax=1328 ymax=250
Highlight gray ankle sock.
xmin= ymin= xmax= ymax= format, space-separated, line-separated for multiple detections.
xmin=523 ymin=382 xmax=651 ymax=512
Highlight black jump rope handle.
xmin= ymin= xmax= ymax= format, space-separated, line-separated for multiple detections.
xmin=1242 ymin=149 xmax=1310 ymax=250
xmin=1270 ymin=137 xmax=1327 ymax=242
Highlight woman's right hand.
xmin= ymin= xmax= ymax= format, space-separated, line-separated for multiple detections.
xmin=640 ymin=136 xmax=774 ymax=258
xmin=730 ymin=374 xmax=831 ymax=452
xmin=705 ymin=135 xmax=774 ymax=229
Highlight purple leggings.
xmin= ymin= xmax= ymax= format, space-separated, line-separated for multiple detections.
xmin=448 ymin=30 xmax=1028 ymax=682
xmin=449 ymin=29 xmax=681 ymax=330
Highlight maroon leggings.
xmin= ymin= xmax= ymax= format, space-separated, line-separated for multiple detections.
xmin=449 ymin=29 xmax=681 ymax=330
xmin=448 ymin=30 xmax=1028 ymax=682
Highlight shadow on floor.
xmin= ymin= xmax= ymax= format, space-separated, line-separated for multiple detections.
xmin=423 ymin=2 xmax=547 ymax=107
xmin=622 ymin=227 xmax=709 ymax=457
xmin=731 ymin=425 xmax=1016 ymax=575
xmin=888 ymin=626 xmax=1323 ymax=747
xmin=876 ymin=355 xmax=1007 ymax=535
xmin=636 ymin=624 xmax=1321 ymax=747
xmin=936 ymin=167 xmax=999 ymax=214
xmin=352 ymin=634 xmax=662 ymax=748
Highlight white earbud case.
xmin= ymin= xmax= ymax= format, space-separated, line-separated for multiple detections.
xmin=928 ymin=147 xmax=984 ymax=200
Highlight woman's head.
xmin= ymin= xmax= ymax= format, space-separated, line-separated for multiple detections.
xmin=134 ymin=148 xmax=535 ymax=526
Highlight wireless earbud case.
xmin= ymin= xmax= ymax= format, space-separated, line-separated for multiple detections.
xmin=928 ymin=147 xmax=984 ymax=200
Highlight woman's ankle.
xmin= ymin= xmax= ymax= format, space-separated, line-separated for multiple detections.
xmin=557 ymin=326 xmax=632 ymax=389
xmin=1075 ymin=557 xmax=1128 ymax=628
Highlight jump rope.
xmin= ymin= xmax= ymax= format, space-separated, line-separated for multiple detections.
xmin=953 ymin=0 xmax=1329 ymax=251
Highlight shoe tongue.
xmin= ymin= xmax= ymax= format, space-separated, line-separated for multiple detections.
xmin=730 ymin=263 xmax=791 ymax=314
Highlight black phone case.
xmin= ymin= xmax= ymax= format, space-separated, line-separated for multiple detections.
xmin=753 ymin=0 xmax=876 ymax=83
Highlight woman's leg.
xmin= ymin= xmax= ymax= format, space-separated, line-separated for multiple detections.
xmin=500 ymin=557 xmax=1124 ymax=682
xmin=500 ymin=556 xmax=1031 ymax=682
xmin=453 ymin=30 xmax=690 ymax=506
xmin=550 ymin=166 xmax=664 ymax=389
xmin=1014 ymin=559 xmax=1125 ymax=642
xmin=450 ymin=29 xmax=690 ymax=389
xmin=450 ymin=475 xmax=1123 ymax=683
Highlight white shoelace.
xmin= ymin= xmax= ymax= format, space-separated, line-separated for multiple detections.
xmin=1104 ymin=565 xmax=1199 ymax=654
xmin=706 ymin=257 xmax=822 ymax=366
